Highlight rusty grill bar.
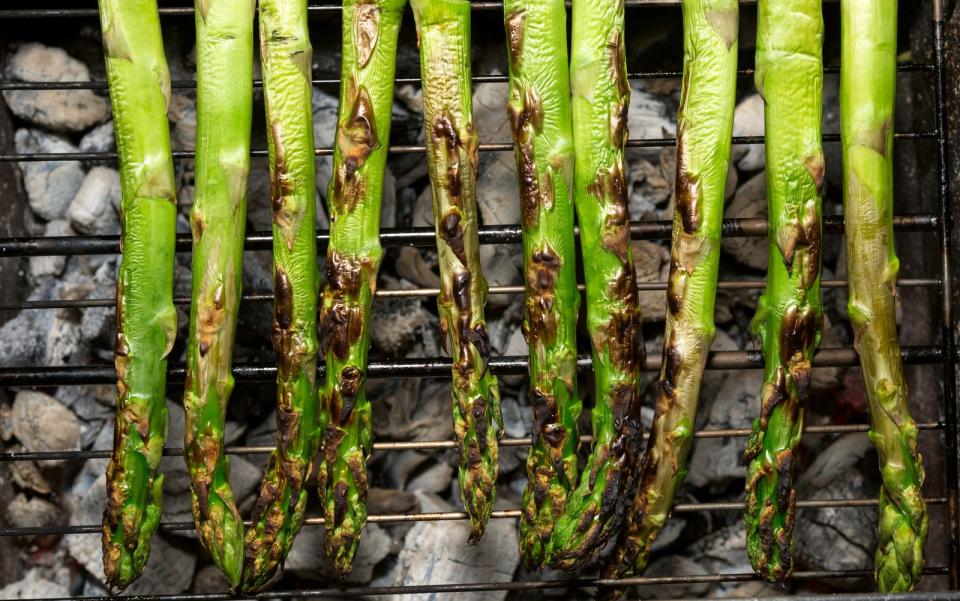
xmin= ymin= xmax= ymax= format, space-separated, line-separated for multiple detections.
xmin=0 ymin=0 xmax=955 ymax=600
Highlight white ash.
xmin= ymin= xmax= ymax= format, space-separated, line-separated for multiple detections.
xmin=2 ymin=43 xmax=109 ymax=133
xmin=67 ymin=166 xmax=121 ymax=235
xmin=285 ymin=522 xmax=392 ymax=584
xmin=732 ymin=93 xmax=765 ymax=171
xmin=78 ymin=121 xmax=116 ymax=154
xmin=0 ymin=570 xmax=70 ymax=600
xmin=15 ymin=128 xmax=86 ymax=221
xmin=721 ymin=170 xmax=767 ymax=270
xmin=11 ymin=390 xmax=81 ymax=468
xmin=29 ymin=219 xmax=74 ymax=278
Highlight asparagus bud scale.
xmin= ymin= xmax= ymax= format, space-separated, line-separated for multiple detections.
xmin=242 ymin=0 xmax=320 ymax=590
xmin=98 ymin=0 xmax=178 ymax=590
xmin=317 ymin=0 xmax=405 ymax=577
xmin=183 ymin=0 xmax=255 ymax=587
xmin=840 ymin=0 xmax=928 ymax=590
xmin=744 ymin=0 xmax=824 ymax=582
xmin=410 ymin=0 xmax=503 ymax=543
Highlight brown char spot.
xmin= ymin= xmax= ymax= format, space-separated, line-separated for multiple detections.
xmin=333 ymin=480 xmax=349 ymax=525
xmin=440 ymin=209 xmax=469 ymax=265
xmin=338 ymin=84 xmax=379 ymax=179
xmin=321 ymin=300 xmax=363 ymax=361
xmin=505 ymin=10 xmax=526 ymax=72
xmin=274 ymin=270 xmax=293 ymax=330
xmin=523 ymin=247 xmax=561 ymax=345
xmin=337 ymin=365 xmax=363 ymax=424
xmin=804 ymin=152 xmax=825 ymax=195
xmin=779 ymin=304 xmax=817 ymax=363
xmin=607 ymin=30 xmax=630 ymax=99
xmin=354 ymin=3 xmax=380 ymax=69
xmin=508 ymin=86 xmax=544 ymax=229
xmin=759 ymin=366 xmax=790 ymax=429
xmin=452 ymin=270 xmax=472 ymax=312
xmin=707 ymin=8 xmax=738 ymax=50
xmin=530 ymin=387 xmax=559 ymax=446
xmin=659 ymin=337 xmax=683 ymax=398
xmin=472 ymin=395 xmax=489 ymax=451
xmin=269 ymin=121 xmax=293 ymax=215
xmin=326 ymin=250 xmax=364 ymax=296
xmin=433 ymin=111 xmax=463 ymax=200
xmin=675 ymin=130 xmax=702 ymax=234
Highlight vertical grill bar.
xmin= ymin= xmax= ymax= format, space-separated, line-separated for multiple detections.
xmin=932 ymin=0 xmax=960 ymax=589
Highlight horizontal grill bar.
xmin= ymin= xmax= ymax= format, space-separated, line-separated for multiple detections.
xmin=0 ymin=422 xmax=942 ymax=463
xmin=0 ymin=497 xmax=946 ymax=537
xmin=0 ymin=346 xmax=941 ymax=387
xmin=0 ymin=215 xmax=938 ymax=258
xmin=0 ymin=278 xmax=941 ymax=312
xmin=0 ymin=131 xmax=937 ymax=163
xmin=0 ymin=0 xmax=843 ymax=20
xmin=0 ymin=63 xmax=934 ymax=91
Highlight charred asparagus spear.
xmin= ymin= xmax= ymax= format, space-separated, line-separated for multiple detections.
xmin=316 ymin=0 xmax=405 ymax=578
xmin=410 ymin=0 xmax=503 ymax=543
xmin=545 ymin=0 xmax=645 ymax=571
xmin=98 ymin=0 xmax=178 ymax=590
xmin=600 ymin=0 xmax=738 ymax=594
xmin=182 ymin=0 xmax=254 ymax=587
xmin=744 ymin=0 xmax=824 ymax=582
xmin=503 ymin=0 xmax=581 ymax=570
xmin=840 ymin=0 xmax=927 ymax=590
xmin=241 ymin=0 xmax=320 ymax=590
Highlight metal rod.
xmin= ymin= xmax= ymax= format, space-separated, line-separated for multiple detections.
xmin=0 ymin=131 xmax=937 ymax=163
xmin=932 ymin=0 xmax=960 ymax=589
xmin=0 ymin=497 xmax=946 ymax=537
xmin=0 ymin=215 xmax=938 ymax=258
xmin=0 ymin=422 xmax=943 ymax=463
xmin=0 ymin=346 xmax=941 ymax=386
xmin=0 ymin=278 xmax=942 ymax=312
xmin=0 ymin=62 xmax=935 ymax=92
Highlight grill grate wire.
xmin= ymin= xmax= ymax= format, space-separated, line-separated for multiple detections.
xmin=0 ymin=1 xmax=956 ymax=600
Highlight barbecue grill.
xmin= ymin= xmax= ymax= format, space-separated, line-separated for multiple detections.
xmin=0 ymin=1 xmax=956 ymax=599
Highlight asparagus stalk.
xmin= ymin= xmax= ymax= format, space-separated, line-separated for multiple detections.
xmin=98 ymin=0 xmax=178 ymax=590
xmin=241 ymin=0 xmax=320 ymax=590
xmin=600 ymin=0 xmax=738 ymax=594
xmin=744 ymin=0 xmax=824 ymax=582
xmin=316 ymin=0 xmax=405 ymax=578
xmin=840 ymin=0 xmax=927 ymax=590
xmin=409 ymin=0 xmax=503 ymax=543
xmin=503 ymin=0 xmax=581 ymax=569
xmin=545 ymin=0 xmax=646 ymax=571
xmin=182 ymin=0 xmax=254 ymax=588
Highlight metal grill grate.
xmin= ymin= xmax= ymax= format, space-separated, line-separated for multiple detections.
xmin=0 ymin=1 xmax=956 ymax=600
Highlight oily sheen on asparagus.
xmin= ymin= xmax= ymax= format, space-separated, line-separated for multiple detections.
xmin=98 ymin=0 xmax=178 ymax=590
xmin=503 ymin=0 xmax=581 ymax=570
xmin=599 ymin=1 xmax=738 ymax=596
xmin=317 ymin=0 xmax=405 ymax=578
xmin=744 ymin=0 xmax=824 ymax=583
xmin=840 ymin=0 xmax=928 ymax=590
xmin=241 ymin=0 xmax=320 ymax=591
xmin=410 ymin=0 xmax=503 ymax=543
xmin=183 ymin=0 xmax=255 ymax=587
xmin=546 ymin=0 xmax=645 ymax=571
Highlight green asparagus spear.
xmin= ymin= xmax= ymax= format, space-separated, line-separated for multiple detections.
xmin=503 ymin=0 xmax=581 ymax=570
xmin=316 ymin=0 xmax=405 ymax=578
xmin=599 ymin=1 xmax=738 ymax=594
xmin=840 ymin=0 xmax=927 ymax=590
xmin=744 ymin=0 xmax=824 ymax=582
xmin=241 ymin=0 xmax=320 ymax=590
xmin=409 ymin=0 xmax=503 ymax=543
xmin=545 ymin=0 xmax=646 ymax=571
xmin=182 ymin=0 xmax=254 ymax=588
xmin=98 ymin=0 xmax=178 ymax=590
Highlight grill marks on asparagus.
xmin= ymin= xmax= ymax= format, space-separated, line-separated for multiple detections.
xmin=840 ymin=0 xmax=927 ymax=591
xmin=317 ymin=0 xmax=404 ymax=576
xmin=503 ymin=0 xmax=581 ymax=569
xmin=744 ymin=0 xmax=824 ymax=582
xmin=182 ymin=0 xmax=254 ymax=587
xmin=546 ymin=0 xmax=645 ymax=571
xmin=241 ymin=0 xmax=319 ymax=590
xmin=411 ymin=0 xmax=503 ymax=543
xmin=599 ymin=2 xmax=738 ymax=596
xmin=99 ymin=0 xmax=178 ymax=590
